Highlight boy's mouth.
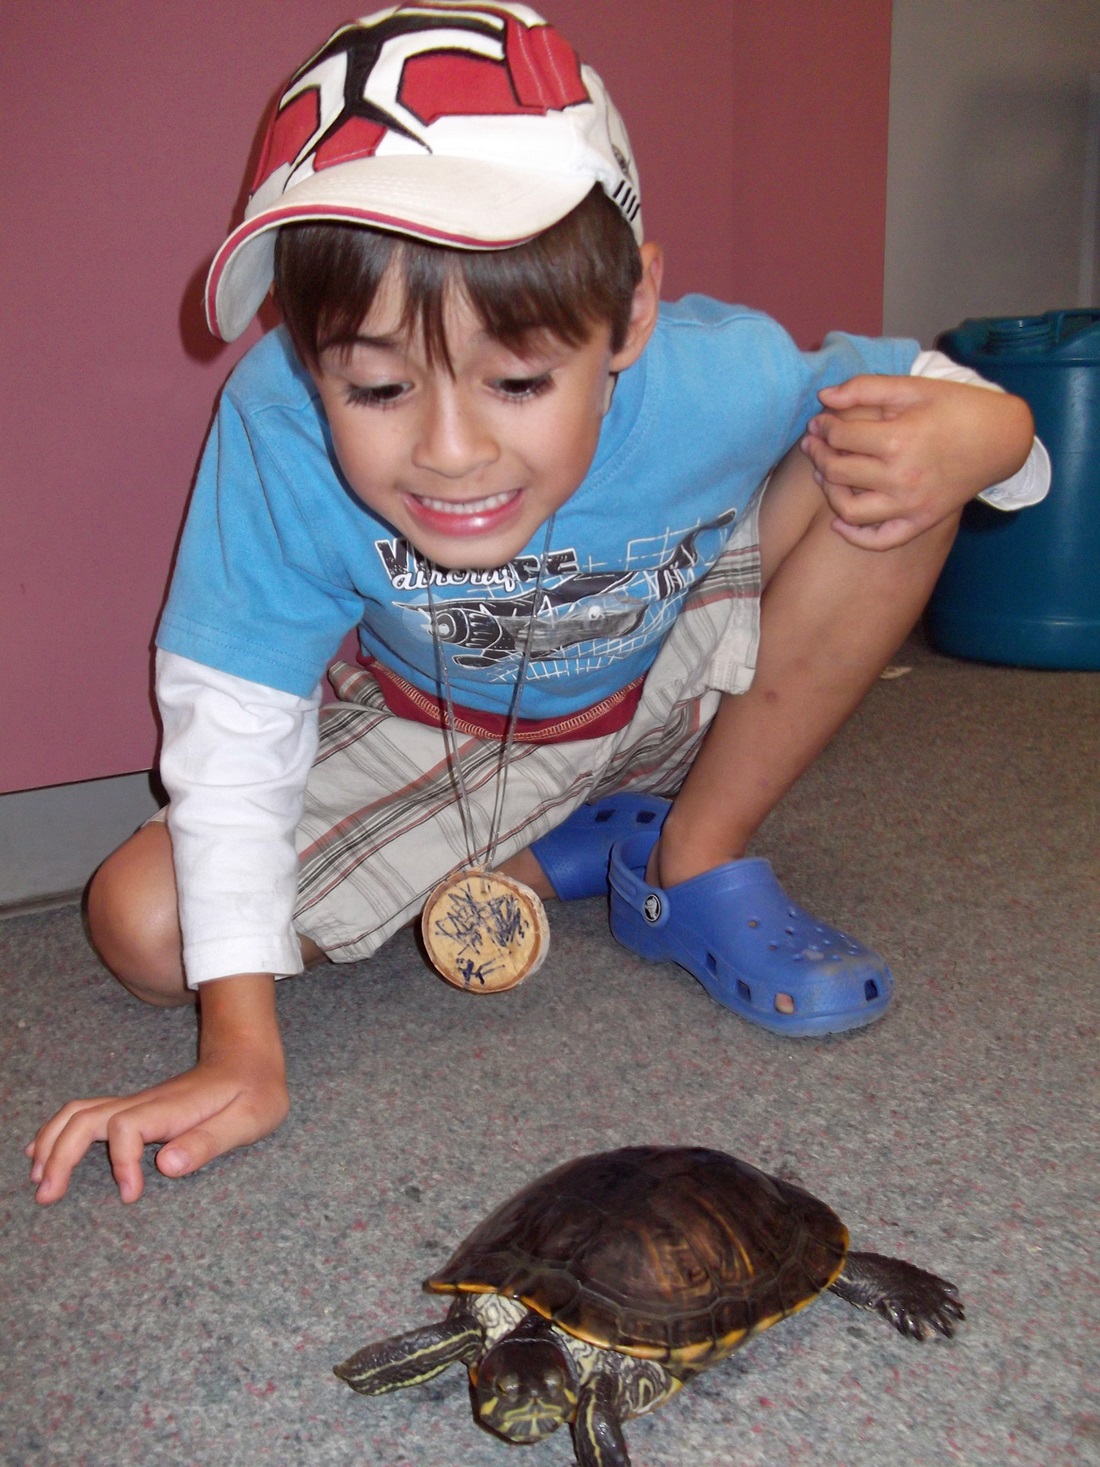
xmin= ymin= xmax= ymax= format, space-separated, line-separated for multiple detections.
xmin=406 ymin=488 xmax=522 ymax=536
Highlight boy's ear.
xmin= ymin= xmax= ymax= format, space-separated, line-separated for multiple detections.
xmin=610 ymin=242 xmax=664 ymax=371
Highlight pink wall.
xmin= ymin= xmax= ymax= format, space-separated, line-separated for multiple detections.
xmin=1 ymin=0 xmax=891 ymax=793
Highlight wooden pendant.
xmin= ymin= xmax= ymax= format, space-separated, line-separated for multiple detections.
xmin=421 ymin=869 xmax=549 ymax=993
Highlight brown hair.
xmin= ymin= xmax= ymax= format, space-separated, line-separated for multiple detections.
xmin=273 ymin=186 xmax=642 ymax=370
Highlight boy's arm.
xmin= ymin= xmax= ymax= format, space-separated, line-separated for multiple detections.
xmin=28 ymin=655 xmax=320 ymax=1203
xmin=800 ymin=360 xmax=1044 ymax=550
xmin=28 ymin=972 xmax=287 ymax=1203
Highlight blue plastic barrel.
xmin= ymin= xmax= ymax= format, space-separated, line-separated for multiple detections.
xmin=926 ymin=310 xmax=1100 ymax=669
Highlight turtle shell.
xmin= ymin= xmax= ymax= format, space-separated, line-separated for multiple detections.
xmin=426 ymin=1146 xmax=849 ymax=1373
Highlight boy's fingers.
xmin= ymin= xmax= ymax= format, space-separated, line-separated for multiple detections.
xmin=818 ymin=374 xmax=923 ymax=413
xmin=806 ymin=405 xmax=886 ymax=434
xmin=821 ymin=482 xmax=914 ymax=528
xmin=103 ymin=1089 xmax=237 ymax=1181
xmin=34 ymin=1129 xmax=97 ymax=1203
xmin=110 ymin=1155 xmax=147 ymax=1204
xmin=103 ymin=1103 xmax=185 ymax=1201
xmin=814 ymin=453 xmax=896 ymax=498
xmin=30 ymin=1059 xmax=288 ymax=1204
xmin=831 ymin=516 xmax=920 ymax=551
xmin=801 ymin=433 xmax=880 ymax=488
xmin=806 ymin=415 xmax=905 ymax=460
xmin=33 ymin=1090 xmax=182 ymax=1203
xmin=29 ymin=1097 xmax=115 ymax=1168
xmin=807 ymin=451 xmax=885 ymax=496
xmin=30 ymin=1098 xmax=123 ymax=1199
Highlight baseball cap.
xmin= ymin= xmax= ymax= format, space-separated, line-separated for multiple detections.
xmin=206 ymin=1 xmax=643 ymax=341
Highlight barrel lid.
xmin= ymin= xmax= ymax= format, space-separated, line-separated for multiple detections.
xmin=939 ymin=310 xmax=1100 ymax=363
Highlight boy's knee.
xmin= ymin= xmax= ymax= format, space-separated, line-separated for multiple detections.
xmin=86 ymin=823 xmax=192 ymax=1006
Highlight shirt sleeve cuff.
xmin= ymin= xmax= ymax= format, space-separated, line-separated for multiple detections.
xmin=183 ymin=932 xmax=305 ymax=989
xmin=977 ymin=435 xmax=1051 ymax=510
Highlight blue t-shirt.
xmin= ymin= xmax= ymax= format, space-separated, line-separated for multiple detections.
xmin=157 ymin=299 xmax=918 ymax=716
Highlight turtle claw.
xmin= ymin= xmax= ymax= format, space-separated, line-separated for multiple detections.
xmin=882 ymin=1285 xmax=964 ymax=1341
xmin=920 ymin=1284 xmax=965 ymax=1341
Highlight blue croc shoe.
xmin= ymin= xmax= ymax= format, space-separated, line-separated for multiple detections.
xmin=531 ymin=793 xmax=670 ymax=900
xmin=608 ymin=829 xmax=893 ymax=1036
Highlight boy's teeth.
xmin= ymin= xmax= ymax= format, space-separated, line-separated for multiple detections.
xmin=418 ymin=491 xmax=514 ymax=515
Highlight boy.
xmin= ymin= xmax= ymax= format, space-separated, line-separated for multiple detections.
xmin=28 ymin=3 xmax=1044 ymax=1204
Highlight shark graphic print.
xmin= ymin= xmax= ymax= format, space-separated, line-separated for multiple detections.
xmin=370 ymin=508 xmax=739 ymax=679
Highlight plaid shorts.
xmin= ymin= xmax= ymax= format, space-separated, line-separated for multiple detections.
xmin=293 ymin=490 xmax=764 ymax=961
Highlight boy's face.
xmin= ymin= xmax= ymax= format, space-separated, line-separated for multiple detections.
xmin=309 ymin=256 xmax=656 ymax=570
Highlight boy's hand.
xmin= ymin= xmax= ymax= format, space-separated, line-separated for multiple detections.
xmin=26 ymin=973 xmax=288 ymax=1204
xmin=800 ymin=375 xmax=1035 ymax=551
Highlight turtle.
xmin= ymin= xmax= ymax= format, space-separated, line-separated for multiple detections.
xmin=334 ymin=1146 xmax=963 ymax=1466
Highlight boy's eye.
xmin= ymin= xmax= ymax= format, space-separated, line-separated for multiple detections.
xmin=494 ymin=374 xmax=552 ymax=401
xmin=344 ymin=382 xmax=408 ymax=407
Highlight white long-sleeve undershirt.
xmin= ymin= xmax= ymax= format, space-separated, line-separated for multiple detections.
xmin=157 ymin=650 xmax=321 ymax=986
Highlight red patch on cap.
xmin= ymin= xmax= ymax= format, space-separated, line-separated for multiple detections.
xmin=251 ymin=89 xmax=320 ymax=194
xmin=313 ymin=114 xmax=390 ymax=171
xmin=400 ymin=52 xmax=535 ymax=123
xmin=501 ymin=15 xmax=586 ymax=109
xmin=399 ymin=22 xmax=587 ymax=125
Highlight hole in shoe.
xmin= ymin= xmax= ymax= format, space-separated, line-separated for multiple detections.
xmin=737 ymin=979 xmax=751 ymax=1001
xmin=775 ymin=992 xmax=795 ymax=1014
xmin=747 ymin=918 xmax=759 ymax=928
xmin=706 ymin=952 xmax=719 ymax=978
xmin=864 ymin=978 xmax=879 ymax=1001
xmin=595 ymin=809 xmax=613 ymax=823
xmin=637 ymin=810 xmax=657 ymax=825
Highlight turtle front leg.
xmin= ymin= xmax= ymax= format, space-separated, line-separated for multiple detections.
xmin=571 ymin=1372 xmax=631 ymax=1467
xmin=830 ymin=1250 xmax=965 ymax=1341
xmin=334 ymin=1299 xmax=483 ymax=1396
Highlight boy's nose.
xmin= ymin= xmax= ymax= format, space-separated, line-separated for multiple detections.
xmin=412 ymin=389 xmax=499 ymax=479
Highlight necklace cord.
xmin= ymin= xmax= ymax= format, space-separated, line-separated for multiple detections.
xmin=426 ymin=515 xmax=556 ymax=873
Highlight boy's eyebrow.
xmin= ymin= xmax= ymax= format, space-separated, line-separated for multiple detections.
xmin=319 ymin=331 xmax=412 ymax=369
xmin=337 ymin=332 xmax=405 ymax=353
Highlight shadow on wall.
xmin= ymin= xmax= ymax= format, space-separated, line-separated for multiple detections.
xmin=178 ymin=78 xmax=288 ymax=364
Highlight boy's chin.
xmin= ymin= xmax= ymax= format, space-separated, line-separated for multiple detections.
xmin=406 ymin=530 xmax=541 ymax=574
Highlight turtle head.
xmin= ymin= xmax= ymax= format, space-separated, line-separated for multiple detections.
xmin=474 ymin=1327 xmax=578 ymax=1443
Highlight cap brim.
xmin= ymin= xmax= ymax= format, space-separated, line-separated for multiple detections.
xmin=206 ymin=156 xmax=597 ymax=341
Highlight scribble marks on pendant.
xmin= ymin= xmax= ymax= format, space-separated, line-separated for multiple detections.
xmin=430 ymin=884 xmax=531 ymax=988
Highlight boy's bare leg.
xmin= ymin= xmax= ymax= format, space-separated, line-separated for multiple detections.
xmin=502 ymin=446 xmax=960 ymax=905
xmin=652 ymin=444 xmax=961 ymax=890
xmin=505 ymin=445 xmax=961 ymax=908
xmin=86 ymin=822 xmax=327 ymax=1008
xmin=86 ymin=823 xmax=194 ymax=1005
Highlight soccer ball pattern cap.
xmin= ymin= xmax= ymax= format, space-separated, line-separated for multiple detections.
xmin=206 ymin=1 xmax=643 ymax=341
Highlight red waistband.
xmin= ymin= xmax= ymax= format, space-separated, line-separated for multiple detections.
xmin=360 ymin=656 xmax=644 ymax=744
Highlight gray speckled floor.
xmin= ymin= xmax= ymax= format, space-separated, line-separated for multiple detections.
xmin=2 ymin=637 xmax=1098 ymax=1467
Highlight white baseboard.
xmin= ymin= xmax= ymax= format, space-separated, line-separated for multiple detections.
xmin=0 ymin=773 xmax=162 ymax=911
